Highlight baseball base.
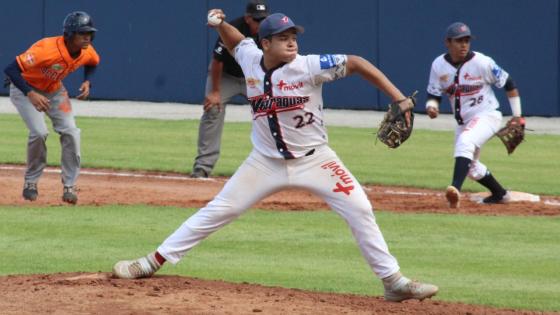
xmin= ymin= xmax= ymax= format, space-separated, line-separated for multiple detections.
xmin=470 ymin=191 xmax=540 ymax=204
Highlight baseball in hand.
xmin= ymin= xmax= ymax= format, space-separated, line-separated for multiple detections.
xmin=207 ymin=12 xmax=223 ymax=27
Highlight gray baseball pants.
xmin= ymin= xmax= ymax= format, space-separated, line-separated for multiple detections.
xmin=10 ymin=84 xmax=81 ymax=187
xmin=192 ymin=73 xmax=247 ymax=175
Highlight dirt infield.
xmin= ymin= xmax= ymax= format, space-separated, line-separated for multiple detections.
xmin=1 ymin=165 xmax=559 ymax=216
xmin=1 ymin=165 xmax=559 ymax=315
xmin=2 ymin=273 xmax=556 ymax=315
xmin=0 ymin=165 xmax=560 ymax=216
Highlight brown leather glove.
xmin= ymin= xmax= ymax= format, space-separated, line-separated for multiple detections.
xmin=496 ymin=117 xmax=525 ymax=154
xmin=376 ymin=92 xmax=417 ymax=148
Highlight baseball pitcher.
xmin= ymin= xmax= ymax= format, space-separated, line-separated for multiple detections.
xmin=113 ymin=10 xmax=438 ymax=302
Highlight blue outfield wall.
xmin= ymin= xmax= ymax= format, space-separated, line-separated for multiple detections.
xmin=0 ymin=0 xmax=558 ymax=116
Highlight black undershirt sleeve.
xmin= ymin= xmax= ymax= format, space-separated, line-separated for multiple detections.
xmin=504 ymin=76 xmax=517 ymax=91
xmin=426 ymin=93 xmax=442 ymax=104
xmin=4 ymin=60 xmax=32 ymax=95
xmin=84 ymin=65 xmax=97 ymax=84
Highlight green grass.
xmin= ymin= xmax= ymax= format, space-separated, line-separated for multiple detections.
xmin=1 ymin=113 xmax=560 ymax=311
xmin=1 ymin=114 xmax=559 ymax=195
xmin=0 ymin=205 xmax=559 ymax=311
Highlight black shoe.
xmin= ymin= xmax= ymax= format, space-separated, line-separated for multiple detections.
xmin=483 ymin=191 xmax=510 ymax=204
xmin=62 ymin=186 xmax=78 ymax=204
xmin=190 ymin=168 xmax=208 ymax=178
xmin=22 ymin=182 xmax=38 ymax=201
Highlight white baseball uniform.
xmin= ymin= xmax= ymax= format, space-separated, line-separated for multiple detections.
xmin=158 ymin=38 xmax=400 ymax=279
xmin=427 ymin=51 xmax=509 ymax=180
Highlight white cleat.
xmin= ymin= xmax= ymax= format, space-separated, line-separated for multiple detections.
xmin=112 ymin=252 xmax=161 ymax=279
xmin=384 ymin=279 xmax=439 ymax=302
xmin=445 ymin=186 xmax=460 ymax=208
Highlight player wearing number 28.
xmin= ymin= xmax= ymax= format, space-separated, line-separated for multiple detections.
xmin=425 ymin=22 xmax=523 ymax=208
xmin=113 ymin=10 xmax=438 ymax=302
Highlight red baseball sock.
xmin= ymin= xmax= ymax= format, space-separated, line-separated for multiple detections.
xmin=154 ymin=251 xmax=166 ymax=265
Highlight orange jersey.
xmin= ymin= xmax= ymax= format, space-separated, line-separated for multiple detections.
xmin=16 ymin=36 xmax=100 ymax=93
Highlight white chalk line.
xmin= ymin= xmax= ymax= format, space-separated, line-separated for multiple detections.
xmin=383 ymin=189 xmax=437 ymax=196
xmin=544 ymin=200 xmax=560 ymax=206
xmin=0 ymin=165 xmax=217 ymax=182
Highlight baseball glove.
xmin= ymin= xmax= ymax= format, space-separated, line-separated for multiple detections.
xmin=496 ymin=116 xmax=525 ymax=154
xmin=376 ymin=91 xmax=417 ymax=148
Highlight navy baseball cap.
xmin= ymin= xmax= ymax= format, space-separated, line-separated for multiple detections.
xmin=446 ymin=22 xmax=472 ymax=39
xmin=258 ymin=13 xmax=304 ymax=39
xmin=246 ymin=0 xmax=269 ymax=20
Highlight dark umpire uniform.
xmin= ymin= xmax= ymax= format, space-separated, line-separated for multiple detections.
xmin=192 ymin=0 xmax=269 ymax=178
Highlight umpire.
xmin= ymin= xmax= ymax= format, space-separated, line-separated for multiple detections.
xmin=191 ymin=0 xmax=269 ymax=178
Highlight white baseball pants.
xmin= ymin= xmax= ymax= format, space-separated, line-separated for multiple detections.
xmin=454 ymin=110 xmax=502 ymax=180
xmin=159 ymin=145 xmax=400 ymax=279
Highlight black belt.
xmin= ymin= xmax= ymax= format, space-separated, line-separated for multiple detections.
xmin=285 ymin=149 xmax=315 ymax=160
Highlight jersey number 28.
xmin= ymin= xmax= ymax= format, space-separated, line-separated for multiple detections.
xmin=467 ymin=95 xmax=484 ymax=107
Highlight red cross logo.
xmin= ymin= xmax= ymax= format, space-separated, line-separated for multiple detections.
xmin=276 ymin=80 xmax=287 ymax=90
xmin=333 ymin=183 xmax=354 ymax=196
xmin=25 ymin=53 xmax=35 ymax=65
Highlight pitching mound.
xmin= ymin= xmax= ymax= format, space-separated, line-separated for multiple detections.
xmin=1 ymin=272 xmax=554 ymax=315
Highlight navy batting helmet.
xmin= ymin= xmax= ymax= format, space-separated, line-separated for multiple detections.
xmin=63 ymin=11 xmax=97 ymax=40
